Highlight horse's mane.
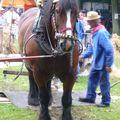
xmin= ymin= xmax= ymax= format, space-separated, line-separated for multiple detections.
xmin=59 ymin=0 xmax=79 ymax=14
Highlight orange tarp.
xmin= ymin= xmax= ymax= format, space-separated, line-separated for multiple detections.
xmin=2 ymin=0 xmax=36 ymax=7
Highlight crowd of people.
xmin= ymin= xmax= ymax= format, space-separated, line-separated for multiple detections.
xmin=0 ymin=6 xmax=21 ymax=42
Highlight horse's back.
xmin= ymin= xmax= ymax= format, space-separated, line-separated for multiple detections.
xmin=19 ymin=7 xmax=38 ymax=29
xmin=18 ymin=7 xmax=38 ymax=52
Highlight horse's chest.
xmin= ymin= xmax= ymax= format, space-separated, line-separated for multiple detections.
xmin=40 ymin=56 xmax=71 ymax=73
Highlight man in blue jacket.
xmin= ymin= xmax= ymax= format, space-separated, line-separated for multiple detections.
xmin=75 ymin=11 xmax=86 ymax=81
xmin=79 ymin=11 xmax=114 ymax=107
xmin=76 ymin=12 xmax=85 ymax=42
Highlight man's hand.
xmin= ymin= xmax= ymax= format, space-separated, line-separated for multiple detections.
xmin=106 ymin=67 xmax=112 ymax=73
xmin=79 ymin=56 xmax=84 ymax=62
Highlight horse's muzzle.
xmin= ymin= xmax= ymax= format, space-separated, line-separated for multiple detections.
xmin=60 ymin=38 xmax=75 ymax=52
xmin=55 ymin=33 xmax=76 ymax=52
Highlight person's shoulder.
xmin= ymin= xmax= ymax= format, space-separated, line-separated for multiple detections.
xmin=99 ymin=28 xmax=109 ymax=34
xmin=98 ymin=29 xmax=111 ymax=39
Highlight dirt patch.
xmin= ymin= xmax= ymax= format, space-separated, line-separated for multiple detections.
xmin=49 ymin=106 xmax=92 ymax=120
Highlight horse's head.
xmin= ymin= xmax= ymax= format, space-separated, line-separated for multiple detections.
xmin=34 ymin=0 xmax=79 ymax=56
xmin=51 ymin=0 xmax=79 ymax=53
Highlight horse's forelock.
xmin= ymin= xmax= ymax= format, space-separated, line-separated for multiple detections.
xmin=59 ymin=0 xmax=79 ymax=14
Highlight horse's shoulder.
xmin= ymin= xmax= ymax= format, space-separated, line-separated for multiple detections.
xmin=19 ymin=7 xmax=38 ymax=27
xmin=21 ymin=7 xmax=38 ymax=20
xmin=24 ymin=7 xmax=38 ymax=15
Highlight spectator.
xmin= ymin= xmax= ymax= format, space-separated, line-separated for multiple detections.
xmin=4 ymin=7 xmax=20 ymax=41
xmin=4 ymin=7 xmax=20 ymax=26
xmin=75 ymin=10 xmax=90 ymax=81
xmin=76 ymin=11 xmax=86 ymax=43
xmin=78 ymin=11 xmax=114 ymax=107
xmin=0 ymin=7 xmax=6 ymax=26
xmin=75 ymin=11 xmax=86 ymax=81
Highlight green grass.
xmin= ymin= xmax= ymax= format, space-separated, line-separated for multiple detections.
xmin=73 ymin=76 xmax=88 ymax=91
xmin=0 ymin=64 xmax=29 ymax=91
xmin=0 ymin=62 xmax=120 ymax=120
xmin=115 ymin=56 xmax=120 ymax=68
xmin=72 ymin=103 xmax=120 ymax=120
xmin=74 ymin=76 xmax=120 ymax=96
xmin=0 ymin=104 xmax=37 ymax=120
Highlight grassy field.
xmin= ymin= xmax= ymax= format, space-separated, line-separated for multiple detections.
xmin=0 ymin=104 xmax=37 ymax=120
xmin=0 ymin=59 xmax=120 ymax=120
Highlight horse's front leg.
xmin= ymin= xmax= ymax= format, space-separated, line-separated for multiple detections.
xmin=27 ymin=68 xmax=39 ymax=106
xmin=61 ymin=74 xmax=75 ymax=120
xmin=33 ymin=70 xmax=52 ymax=120
xmin=38 ymin=86 xmax=51 ymax=120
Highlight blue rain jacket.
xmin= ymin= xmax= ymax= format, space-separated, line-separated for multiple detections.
xmin=81 ymin=28 xmax=114 ymax=70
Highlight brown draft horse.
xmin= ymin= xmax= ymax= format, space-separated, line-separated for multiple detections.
xmin=18 ymin=0 xmax=79 ymax=119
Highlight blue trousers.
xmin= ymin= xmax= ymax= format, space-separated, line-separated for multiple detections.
xmin=86 ymin=68 xmax=111 ymax=105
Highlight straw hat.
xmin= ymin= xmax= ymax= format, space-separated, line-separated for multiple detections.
xmin=86 ymin=11 xmax=101 ymax=21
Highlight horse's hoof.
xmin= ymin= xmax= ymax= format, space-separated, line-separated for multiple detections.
xmin=28 ymin=97 xmax=39 ymax=106
xmin=39 ymin=105 xmax=51 ymax=120
xmin=62 ymin=107 xmax=73 ymax=120
xmin=38 ymin=114 xmax=51 ymax=120
xmin=62 ymin=115 xmax=73 ymax=120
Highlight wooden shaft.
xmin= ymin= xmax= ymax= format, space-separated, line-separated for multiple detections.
xmin=0 ymin=55 xmax=53 ymax=62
